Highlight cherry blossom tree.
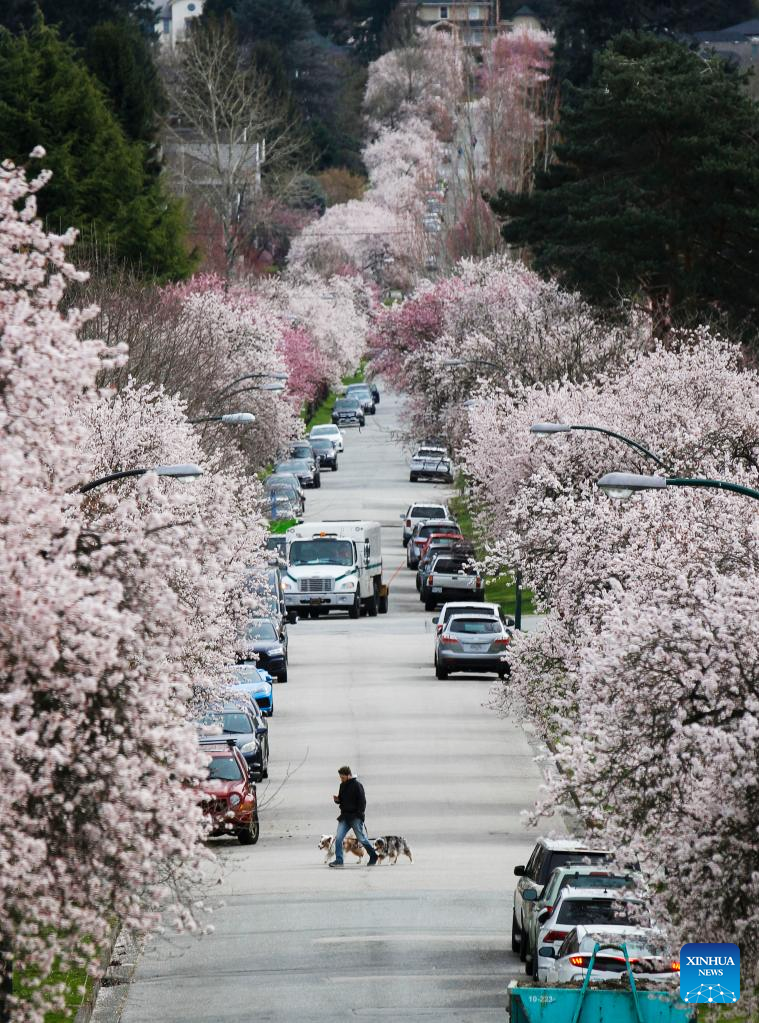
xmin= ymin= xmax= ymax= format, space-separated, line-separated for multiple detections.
xmin=0 ymin=153 xmax=268 ymax=1022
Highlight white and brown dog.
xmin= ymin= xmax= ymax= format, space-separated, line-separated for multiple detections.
xmin=373 ymin=835 xmax=413 ymax=864
xmin=318 ymin=834 xmax=368 ymax=863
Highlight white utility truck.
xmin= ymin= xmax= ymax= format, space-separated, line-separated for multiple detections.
xmin=283 ymin=520 xmax=389 ymax=620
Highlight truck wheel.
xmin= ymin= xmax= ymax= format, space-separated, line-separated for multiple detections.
xmin=424 ymin=596 xmax=436 ymax=612
xmin=378 ymin=591 xmax=389 ymax=614
xmin=286 ymin=611 xmax=298 ymax=624
xmin=348 ymin=595 xmax=360 ymax=619
xmin=366 ymin=589 xmax=379 ymax=617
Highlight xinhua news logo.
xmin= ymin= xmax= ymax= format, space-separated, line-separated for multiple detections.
xmin=680 ymin=943 xmax=740 ymax=1004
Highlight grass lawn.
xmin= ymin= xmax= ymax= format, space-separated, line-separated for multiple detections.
xmin=448 ymin=492 xmax=535 ymax=618
xmin=304 ymin=367 xmax=365 ymax=428
xmin=13 ymin=958 xmax=91 ymax=1023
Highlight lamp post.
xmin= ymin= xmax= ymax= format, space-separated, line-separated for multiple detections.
xmin=597 ymin=472 xmax=759 ymax=503
xmin=530 ymin=423 xmax=666 ymax=468
xmin=188 ymin=412 xmax=256 ymax=426
xmin=80 ymin=463 xmax=203 ymax=494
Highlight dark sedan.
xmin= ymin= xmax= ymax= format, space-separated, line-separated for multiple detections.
xmin=238 ymin=618 xmax=288 ymax=683
xmin=332 ymin=398 xmax=365 ymax=428
xmin=276 ymin=458 xmax=319 ymax=489
xmin=197 ymin=702 xmax=268 ymax=782
xmin=309 ymin=436 xmax=339 ymax=471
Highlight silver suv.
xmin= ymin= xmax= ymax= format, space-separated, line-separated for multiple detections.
xmin=400 ymin=502 xmax=451 ymax=547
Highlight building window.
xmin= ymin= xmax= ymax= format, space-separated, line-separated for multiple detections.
xmin=440 ymin=5 xmax=448 ymax=18
xmin=469 ymin=5 xmax=480 ymax=18
xmin=162 ymin=16 xmax=171 ymax=33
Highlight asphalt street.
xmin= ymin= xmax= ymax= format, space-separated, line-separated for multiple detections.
xmin=120 ymin=390 xmax=545 ymax=1023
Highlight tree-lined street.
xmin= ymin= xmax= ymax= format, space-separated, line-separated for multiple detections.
xmin=120 ymin=395 xmax=543 ymax=1022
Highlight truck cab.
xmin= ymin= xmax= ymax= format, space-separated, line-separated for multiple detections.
xmin=282 ymin=521 xmax=388 ymax=619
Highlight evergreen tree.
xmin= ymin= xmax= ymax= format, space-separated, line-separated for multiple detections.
xmin=234 ymin=0 xmax=315 ymax=47
xmin=84 ymin=18 xmax=164 ymax=144
xmin=489 ymin=33 xmax=759 ymax=331
xmin=0 ymin=20 xmax=194 ymax=279
xmin=0 ymin=0 xmax=156 ymax=44
xmin=554 ymin=0 xmax=755 ymax=85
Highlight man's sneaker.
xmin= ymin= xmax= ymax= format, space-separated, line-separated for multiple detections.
xmin=367 ymin=855 xmax=379 ymax=866
xmin=328 ymin=861 xmax=344 ymax=868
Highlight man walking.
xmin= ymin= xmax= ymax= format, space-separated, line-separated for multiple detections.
xmin=329 ymin=766 xmax=378 ymax=867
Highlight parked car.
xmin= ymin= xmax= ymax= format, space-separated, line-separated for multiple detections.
xmin=332 ymin=398 xmax=365 ymax=428
xmin=544 ymin=926 xmax=678 ymax=986
xmin=524 ymin=866 xmax=641 ymax=976
xmin=265 ymin=473 xmax=305 ymax=515
xmin=276 ymin=457 xmax=319 ymax=489
xmin=309 ymin=436 xmax=339 ymax=471
xmin=244 ymin=567 xmax=287 ymax=633
xmin=309 ymin=424 xmax=344 ymax=452
xmin=197 ymin=738 xmax=259 ymax=844
xmin=290 ymin=440 xmax=317 ymax=464
xmin=197 ymin=702 xmax=268 ymax=782
xmin=265 ymin=533 xmax=287 ymax=566
xmin=433 ymin=601 xmax=514 ymax=635
xmin=345 ymin=383 xmax=376 ymax=415
xmin=421 ymin=553 xmax=484 ymax=610
xmin=267 ymin=491 xmax=299 ymax=523
xmin=409 ymin=445 xmax=453 ymax=483
xmin=369 ymin=382 xmax=380 ymax=404
xmin=512 ymin=838 xmax=613 ymax=959
xmin=238 ymin=617 xmax=288 ymax=683
xmin=406 ymin=519 xmax=459 ymax=568
xmin=533 ymin=887 xmax=649 ymax=981
xmin=228 ymin=664 xmax=274 ymax=716
xmin=434 ymin=614 xmax=510 ymax=679
xmin=400 ymin=501 xmax=451 ymax=547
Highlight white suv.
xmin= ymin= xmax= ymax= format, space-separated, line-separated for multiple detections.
xmin=309 ymin=424 xmax=344 ymax=452
xmin=400 ymin=501 xmax=451 ymax=546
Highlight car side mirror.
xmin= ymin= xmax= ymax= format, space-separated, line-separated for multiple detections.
xmin=432 ymin=616 xmax=439 ymax=624
xmin=539 ymin=946 xmax=556 ymax=959
xmin=522 ymin=888 xmax=537 ymax=902
xmin=399 ymin=513 xmax=405 ymax=519
xmin=514 ymin=865 xmax=525 ymax=876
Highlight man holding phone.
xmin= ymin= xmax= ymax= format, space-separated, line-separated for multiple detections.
xmin=328 ymin=765 xmax=378 ymax=867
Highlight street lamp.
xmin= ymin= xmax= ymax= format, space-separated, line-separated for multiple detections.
xmin=598 ymin=471 xmax=759 ymax=503
xmin=530 ymin=423 xmax=665 ymax=467
xmin=189 ymin=412 xmax=256 ymax=425
xmin=80 ymin=463 xmax=203 ymax=494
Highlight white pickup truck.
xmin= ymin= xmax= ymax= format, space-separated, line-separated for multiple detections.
xmin=283 ymin=520 xmax=388 ymax=620
xmin=420 ymin=552 xmax=484 ymax=611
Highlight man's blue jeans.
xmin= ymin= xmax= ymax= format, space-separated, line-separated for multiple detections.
xmin=334 ymin=817 xmax=375 ymax=863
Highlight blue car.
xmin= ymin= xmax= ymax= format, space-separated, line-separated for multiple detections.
xmin=229 ymin=664 xmax=274 ymax=716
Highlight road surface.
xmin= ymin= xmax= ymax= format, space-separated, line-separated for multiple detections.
xmin=121 ymin=390 xmax=545 ymax=1022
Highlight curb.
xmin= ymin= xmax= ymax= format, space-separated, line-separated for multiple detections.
xmin=87 ymin=929 xmax=141 ymax=1023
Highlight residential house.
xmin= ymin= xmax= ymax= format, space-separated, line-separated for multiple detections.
xmin=399 ymin=2 xmax=497 ymax=47
xmin=154 ymin=0 xmax=205 ymax=48
xmin=693 ymin=17 xmax=759 ymax=97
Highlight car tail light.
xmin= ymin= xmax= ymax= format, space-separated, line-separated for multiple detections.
xmin=569 ymin=956 xmax=588 ymax=967
xmin=670 ymin=961 xmax=680 ymax=972
xmin=543 ymin=930 xmax=566 ymax=943
xmin=428 ymin=575 xmax=433 ymax=586
xmin=475 ymin=577 xmax=482 ymax=588
xmin=491 ymin=637 xmax=510 ymax=648
xmin=441 ymin=635 xmax=459 ymax=644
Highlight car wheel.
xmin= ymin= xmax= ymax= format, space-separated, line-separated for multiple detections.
xmin=524 ymin=952 xmax=532 ymax=977
xmin=348 ymin=594 xmax=360 ymax=619
xmin=378 ymin=591 xmax=389 ymax=614
xmin=532 ymin=951 xmax=539 ymax=980
xmin=286 ymin=611 xmax=298 ymax=624
xmin=253 ymin=766 xmax=264 ymax=783
xmin=238 ymin=809 xmax=260 ymax=846
xmin=511 ymin=912 xmax=520 ymax=953
xmin=519 ymin=925 xmax=528 ymax=962
xmin=277 ymin=669 xmax=288 ymax=684
xmin=262 ymin=765 xmax=269 ymax=779
xmin=424 ymin=596 xmax=436 ymax=612
xmin=402 ymin=536 xmax=408 ymax=547
xmin=315 ymin=476 xmax=321 ymax=488
xmin=415 ymin=575 xmax=422 ymax=591
xmin=410 ymin=474 xmax=417 ymax=482
xmin=435 ymin=661 xmax=447 ymax=679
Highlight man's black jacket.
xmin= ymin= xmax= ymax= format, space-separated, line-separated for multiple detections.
xmin=336 ymin=777 xmax=366 ymax=822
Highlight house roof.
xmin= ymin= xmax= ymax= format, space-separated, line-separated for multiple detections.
xmin=513 ymin=4 xmax=539 ymax=15
xmin=694 ymin=17 xmax=759 ymax=42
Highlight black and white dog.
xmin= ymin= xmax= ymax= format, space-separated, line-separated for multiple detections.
xmin=373 ymin=835 xmax=413 ymax=864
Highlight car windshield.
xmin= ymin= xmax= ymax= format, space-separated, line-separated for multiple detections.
xmin=311 ymin=426 xmax=337 ymax=437
xmin=310 ymin=439 xmax=333 ymax=450
xmin=418 ymin=522 xmax=457 ymax=538
xmin=410 ymin=506 xmax=447 ymax=519
xmin=277 ymin=460 xmax=309 ymax=473
xmin=289 ymin=538 xmax=354 ymax=567
xmin=334 ymin=399 xmax=359 ymax=410
xmin=267 ymin=474 xmax=299 ymax=488
xmin=346 ymin=386 xmax=370 ymax=395
xmin=232 ymin=667 xmax=266 ymax=687
xmin=199 ymin=711 xmax=252 ymax=735
xmin=557 ymin=898 xmax=641 ymax=927
xmin=449 ymin=618 xmax=500 ymax=634
xmin=417 ymin=448 xmax=446 ymax=458
xmin=207 ymin=756 xmax=243 ymax=782
xmin=245 ymin=620 xmax=277 ymax=641
xmin=547 ymin=851 xmax=611 ymax=875
xmin=560 ymin=874 xmax=635 ymax=894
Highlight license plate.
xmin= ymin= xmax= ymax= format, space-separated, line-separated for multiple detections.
xmin=432 ymin=586 xmax=442 ymax=593
xmin=306 ymin=597 xmax=328 ymax=604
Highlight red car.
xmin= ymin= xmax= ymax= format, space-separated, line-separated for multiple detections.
xmin=198 ymin=739 xmax=259 ymax=845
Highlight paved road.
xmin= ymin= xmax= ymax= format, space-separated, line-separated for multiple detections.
xmin=122 ymin=391 xmax=544 ymax=1023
